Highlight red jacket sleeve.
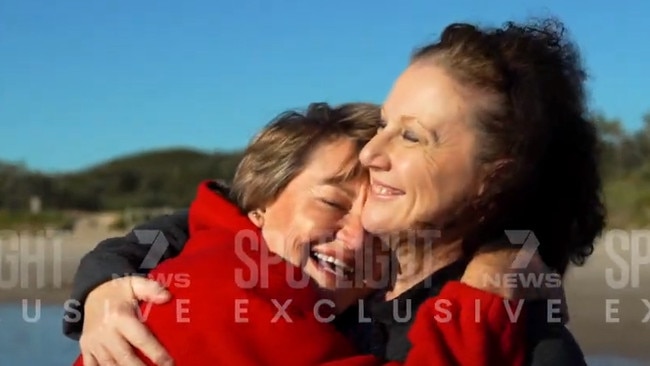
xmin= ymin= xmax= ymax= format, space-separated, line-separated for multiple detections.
xmin=401 ymin=281 xmax=527 ymax=366
xmin=315 ymin=282 xmax=527 ymax=366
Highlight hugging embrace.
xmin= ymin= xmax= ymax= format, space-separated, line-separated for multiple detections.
xmin=65 ymin=18 xmax=603 ymax=366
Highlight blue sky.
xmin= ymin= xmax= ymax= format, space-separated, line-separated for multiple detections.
xmin=1 ymin=0 xmax=648 ymax=172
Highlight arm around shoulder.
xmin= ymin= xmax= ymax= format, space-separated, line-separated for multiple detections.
xmin=63 ymin=210 xmax=190 ymax=339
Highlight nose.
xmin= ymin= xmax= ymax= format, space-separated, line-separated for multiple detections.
xmin=359 ymin=133 xmax=390 ymax=170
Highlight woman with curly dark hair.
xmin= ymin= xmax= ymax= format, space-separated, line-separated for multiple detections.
xmin=360 ymin=17 xmax=604 ymax=364
xmin=65 ymin=17 xmax=603 ymax=366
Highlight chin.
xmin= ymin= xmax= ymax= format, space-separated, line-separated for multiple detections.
xmin=361 ymin=206 xmax=396 ymax=233
xmin=361 ymin=215 xmax=389 ymax=235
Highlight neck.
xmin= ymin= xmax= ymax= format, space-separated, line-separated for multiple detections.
xmin=385 ymin=237 xmax=463 ymax=300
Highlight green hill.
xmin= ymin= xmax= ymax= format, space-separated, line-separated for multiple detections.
xmin=0 ymin=147 xmax=243 ymax=212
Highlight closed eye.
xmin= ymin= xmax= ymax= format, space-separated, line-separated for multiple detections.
xmin=402 ymin=130 xmax=419 ymax=142
xmin=321 ymin=199 xmax=346 ymax=211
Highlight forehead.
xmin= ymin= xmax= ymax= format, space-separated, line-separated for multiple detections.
xmin=301 ymin=138 xmax=366 ymax=186
xmin=382 ymin=63 xmax=469 ymax=129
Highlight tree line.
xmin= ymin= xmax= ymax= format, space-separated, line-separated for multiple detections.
xmin=1 ymin=114 xmax=648 ymax=227
xmin=0 ymin=148 xmax=242 ymax=211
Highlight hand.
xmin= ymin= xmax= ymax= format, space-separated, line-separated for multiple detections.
xmin=79 ymin=276 xmax=174 ymax=366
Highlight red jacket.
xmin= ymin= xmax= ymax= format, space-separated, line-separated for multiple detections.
xmin=74 ymin=181 xmax=526 ymax=366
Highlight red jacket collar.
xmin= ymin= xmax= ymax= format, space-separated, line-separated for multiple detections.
xmin=188 ymin=180 xmax=320 ymax=310
xmin=189 ymin=180 xmax=258 ymax=235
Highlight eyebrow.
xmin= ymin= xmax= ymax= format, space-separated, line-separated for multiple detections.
xmin=383 ymin=109 xmax=439 ymax=143
xmin=321 ymin=161 xmax=364 ymax=199
xmin=381 ymin=107 xmax=420 ymax=124
xmin=321 ymin=176 xmax=356 ymax=199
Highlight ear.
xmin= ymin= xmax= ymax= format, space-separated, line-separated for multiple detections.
xmin=477 ymin=158 xmax=512 ymax=196
xmin=247 ymin=209 xmax=265 ymax=228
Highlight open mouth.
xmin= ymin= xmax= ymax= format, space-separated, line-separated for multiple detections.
xmin=309 ymin=249 xmax=355 ymax=280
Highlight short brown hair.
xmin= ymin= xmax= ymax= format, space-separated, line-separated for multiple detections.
xmin=231 ymin=102 xmax=380 ymax=212
xmin=411 ymin=18 xmax=605 ymax=274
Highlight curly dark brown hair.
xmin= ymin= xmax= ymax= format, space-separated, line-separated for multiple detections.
xmin=411 ymin=18 xmax=606 ymax=275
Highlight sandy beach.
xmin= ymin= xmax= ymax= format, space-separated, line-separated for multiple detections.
xmin=0 ymin=218 xmax=121 ymax=304
xmin=1 ymin=223 xmax=649 ymax=362
xmin=563 ymin=230 xmax=650 ymax=361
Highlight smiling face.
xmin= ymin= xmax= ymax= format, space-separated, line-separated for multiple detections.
xmin=359 ymin=63 xmax=485 ymax=235
xmin=253 ymin=137 xmax=384 ymax=312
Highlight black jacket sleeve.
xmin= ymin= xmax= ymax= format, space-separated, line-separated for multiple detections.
xmin=528 ymin=325 xmax=587 ymax=366
xmin=526 ymin=301 xmax=587 ymax=366
xmin=62 ymin=210 xmax=190 ymax=340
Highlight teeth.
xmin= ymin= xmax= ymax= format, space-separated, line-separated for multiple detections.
xmin=372 ymin=184 xmax=399 ymax=195
xmin=312 ymin=252 xmax=353 ymax=273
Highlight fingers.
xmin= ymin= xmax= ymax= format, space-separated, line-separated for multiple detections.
xmin=130 ymin=277 xmax=172 ymax=304
xmin=96 ymin=345 xmax=119 ymax=366
xmin=81 ymin=351 xmax=98 ymax=366
xmin=80 ymin=305 xmax=172 ymax=366
xmin=83 ymin=344 xmax=117 ymax=366
xmin=81 ymin=276 xmax=173 ymax=366
xmin=120 ymin=315 xmax=173 ymax=366
xmin=105 ymin=332 xmax=147 ymax=366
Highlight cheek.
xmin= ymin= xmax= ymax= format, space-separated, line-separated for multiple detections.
xmin=429 ymin=155 xmax=479 ymax=211
xmin=287 ymin=205 xmax=338 ymax=242
xmin=398 ymin=153 xmax=440 ymax=204
xmin=409 ymin=150 xmax=473 ymax=223
xmin=262 ymin=205 xmax=299 ymax=254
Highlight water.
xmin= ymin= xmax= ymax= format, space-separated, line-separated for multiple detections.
xmin=0 ymin=304 xmax=79 ymax=365
xmin=0 ymin=304 xmax=646 ymax=365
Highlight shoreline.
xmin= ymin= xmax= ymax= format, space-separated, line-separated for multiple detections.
xmin=0 ymin=286 xmax=75 ymax=305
